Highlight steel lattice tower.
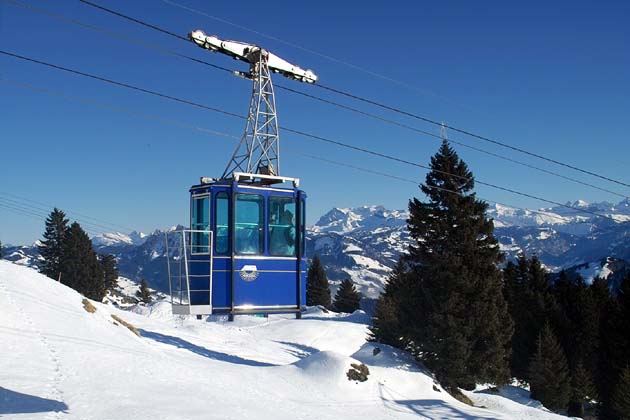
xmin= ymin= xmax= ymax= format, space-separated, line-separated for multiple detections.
xmin=189 ymin=30 xmax=317 ymax=182
xmin=222 ymin=50 xmax=280 ymax=179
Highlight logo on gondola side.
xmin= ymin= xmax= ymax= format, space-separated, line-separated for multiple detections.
xmin=239 ymin=265 xmax=259 ymax=282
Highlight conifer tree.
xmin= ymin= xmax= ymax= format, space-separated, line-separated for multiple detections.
xmin=553 ymin=273 xmax=600 ymax=381
xmin=406 ymin=140 xmax=513 ymax=389
xmin=600 ymin=274 xmax=630 ymax=418
xmin=597 ymin=285 xmax=623 ymax=419
xmin=503 ymin=254 xmax=543 ymax=380
xmin=529 ymin=323 xmax=571 ymax=412
xmin=612 ymin=366 xmax=630 ymax=420
xmin=369 ymin=258 xmax=408 ymax=347
xmin=590 ymin=275 xmax=612 ymax=397
xmin=568 ymin=361 xmax=596 ymax=417
xmin=137 ymin=279 xmax=152 ymax=304
xmin=332 ymin=279 xmax=361 ymax=313
xmin=306 ymin=254 xmax=331 ymax=308
xmin=60 ymin=222 xmax=105 ymax=301
xmin=99 ymin=254 xmax=119 ymax=292
xmin=38 ymin=208 xmax=69 ymax=280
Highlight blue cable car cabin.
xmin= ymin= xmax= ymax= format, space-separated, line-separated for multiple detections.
xmin=171 ymin=173 xmax=307 ymax=319
xmin=169 ymin=26 xmax=317 ymax=319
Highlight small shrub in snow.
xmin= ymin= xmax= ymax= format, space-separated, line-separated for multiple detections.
xmin=82 ymin=298 xmax=96 ymax=313
xmin=347 ymin=363 xmax=369 ymax=382
xmin=136 ymin=279 xmax=153 ymax=304
xmin=111 ymin=314 xmax=140 ymax=337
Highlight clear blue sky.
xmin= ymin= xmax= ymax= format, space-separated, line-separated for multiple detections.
xmin=1 ymin=0 xmax=629 ymax=245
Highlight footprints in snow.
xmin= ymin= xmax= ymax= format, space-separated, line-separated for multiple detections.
xmin=0 ymin=277 xmax=66 ymax=418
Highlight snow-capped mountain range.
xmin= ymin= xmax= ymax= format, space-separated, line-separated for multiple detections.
xmin=4 ymin=199 xmax=630 ymax=299
xmin=91 ymin=230 xmax=148 ymax=247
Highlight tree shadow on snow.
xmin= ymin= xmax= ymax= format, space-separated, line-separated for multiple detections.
xmin=378 ymin=383 xmax=494 ymax=420
xmin=304 ymin=311 xmax=370 ymax=324
xmin=274 ymin=340 xmax=319 ymax=359
xmin=383 ymin=398 xmax=494 ymax=420
xmin=139 ymin=329 xmax=276 ymax=367
xmin=476 ymin=385 xmax=541 ymax=408
xmin=0 ymin=387 xmax=68 ymax=415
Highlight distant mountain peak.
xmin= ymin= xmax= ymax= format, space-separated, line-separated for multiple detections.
xmin=312 ymin=205 xmax=407 ymax=235
xmin=92 ymin=231 xmax=148 ymax=247
xmin=573 ymin=199 xmax=589 ymax=207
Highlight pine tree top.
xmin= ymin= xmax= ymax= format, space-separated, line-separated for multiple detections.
xmin=407 ymin=140 xmax=501 ymax=268
xmin=333 ymin=279 xmax=361 ymax=313
xmin=306 ymin=254 xmax=331 ymax=308
xmin=422 ymin=140 xmax=475 ymax=201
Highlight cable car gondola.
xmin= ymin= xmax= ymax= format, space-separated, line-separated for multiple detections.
xmin=166 ymin=30 xmax=317 ymax=320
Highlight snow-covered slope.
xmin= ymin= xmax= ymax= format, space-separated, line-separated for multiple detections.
xmin=0 ymin=261 xmax=572 ymax=420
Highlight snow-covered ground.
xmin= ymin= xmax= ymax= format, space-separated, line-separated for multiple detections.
xmin=0 ymin=261 xmax=573 ymax=419
xmin=576 ymin=261 xmax=613 ymax=284
xmin=103 ymin=276 xmax=166 ymax=308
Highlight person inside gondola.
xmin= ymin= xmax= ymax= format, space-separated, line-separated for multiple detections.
xmin=270 ymin=209 xmax=295 ymax=256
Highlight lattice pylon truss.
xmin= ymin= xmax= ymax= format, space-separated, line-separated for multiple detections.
xmin=222 ymin=50 xmax=280 ymax=179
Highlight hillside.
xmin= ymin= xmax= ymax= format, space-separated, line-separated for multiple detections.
xmin=0 ymin=261 xmax=573 ymax=419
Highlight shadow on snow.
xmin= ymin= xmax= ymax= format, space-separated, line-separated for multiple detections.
xmin=273 ymin=340 xmax=319 ymax=359
xmin=139 ymin=329 xmax=276 ymax=367
xmin=378 ymin=383 xmax=495 ymax=420
xmin=304 ymin=311 xmax=370 ymax=324
xmin=0 ymin=387 xmax=68 ymax=415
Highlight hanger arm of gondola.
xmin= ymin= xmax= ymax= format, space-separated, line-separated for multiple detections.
xmin=189 ymin=29 xmax=317 ymax=84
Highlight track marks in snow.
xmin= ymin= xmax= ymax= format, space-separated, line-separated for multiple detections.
xmin=0 ymin=276 xmax=66 ymax=419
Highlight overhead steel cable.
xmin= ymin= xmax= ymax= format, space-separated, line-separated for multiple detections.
xmin=278 ymin=85 xmax=627 ymax=199
xmin=302 ymin=155 xmax=576 ymax=224
xmin=7 ymin=0 xmax=626 ymax=200
xmin=0 ymin=196 xmax=115 ymax=235
xmin=73 ymin=0 xmax=630 ymax=191
xmin=0 ymin=191 xmax=136 ymax=233
xmin=314 ymin=83 xmax=630 ymax=189
xmin=0 ymin=77 xmax=239 ymax=142
xmin=157 ymin=0 xmax=475 ymax=112
xmin=4 ymin=0 xmax=234 ymax=75
xmin=4 ymin=75 xmax=623 ymax=231
xmin=0 ymin=51 xmax=243 ymax=120
xmin=0 ymin=78 xmax=583 ymax=227
xmin=301 ymin=155 xmax=630 ymax=238
xmin=0 ymin=49 xmax=618 ymax=222
xmin=0 ymin=202 xmax=101 ymax=237
xmin=77 ymin=0 xmax=185 ymax=41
